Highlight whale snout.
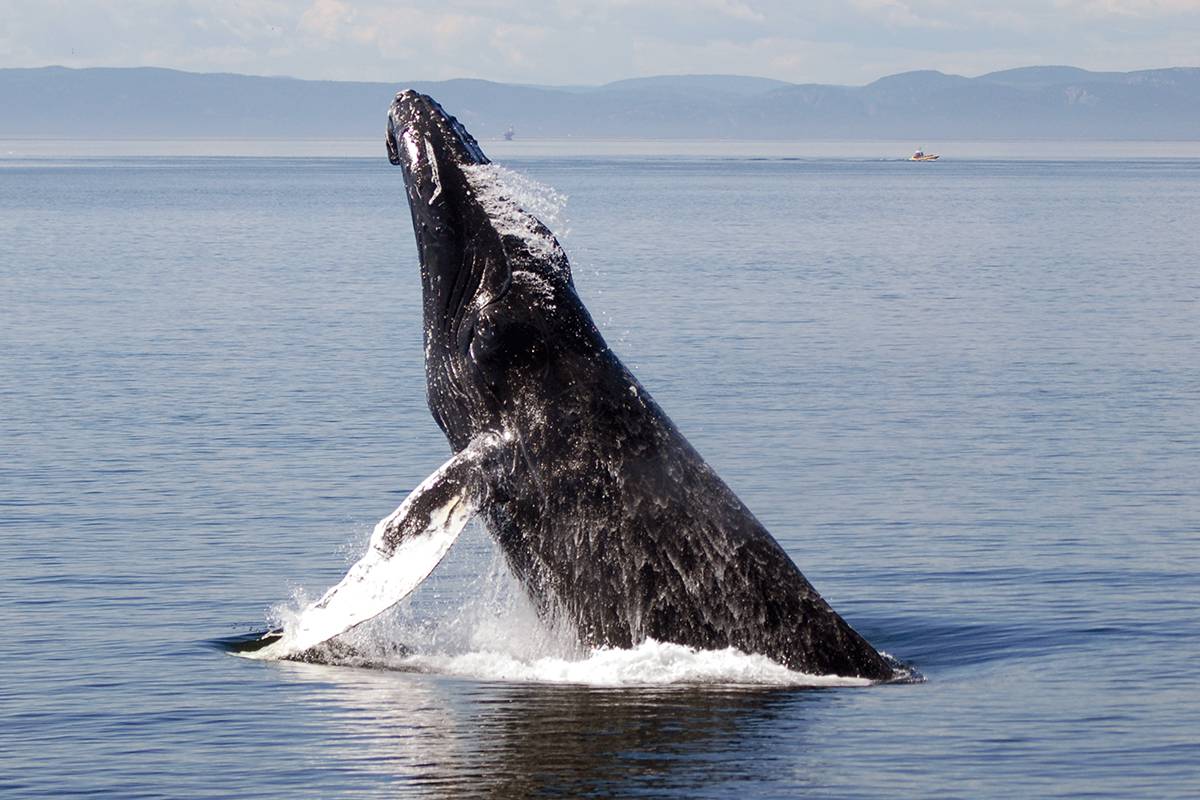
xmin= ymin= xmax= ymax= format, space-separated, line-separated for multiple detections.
xmin=387 ymin=90 xmax=489 ymax=173
xmin=385 ymin=90 xmax=429 ymax=167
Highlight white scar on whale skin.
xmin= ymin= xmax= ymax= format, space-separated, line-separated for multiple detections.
xmin=424 ymin=136 xmax=442 ymax=204
xmin=246 ymin=434 xmax=502 ymax=661
xmin=402 ymin=130 xmax=421 ymax=166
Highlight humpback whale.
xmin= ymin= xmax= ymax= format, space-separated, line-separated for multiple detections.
xmin=253 ymin=91 xmax=894 ymax=681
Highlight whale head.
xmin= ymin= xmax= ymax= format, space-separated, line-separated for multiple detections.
xmin=387 ymin=91 xmax=606 ymax=449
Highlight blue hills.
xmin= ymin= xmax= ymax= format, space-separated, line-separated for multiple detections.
xmin=2 ymin=65 xmax=1197 ymax=139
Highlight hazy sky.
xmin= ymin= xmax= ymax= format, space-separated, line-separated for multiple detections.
xmin=2 ymin=0 xmax=1198 ymax=85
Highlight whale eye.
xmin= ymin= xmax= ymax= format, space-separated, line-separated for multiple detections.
xmin=468 ymin=312 xmax=547 ymax=388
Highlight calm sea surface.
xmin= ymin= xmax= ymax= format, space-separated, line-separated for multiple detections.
xmin=2 ymin=152 xmax=1198 ymax=798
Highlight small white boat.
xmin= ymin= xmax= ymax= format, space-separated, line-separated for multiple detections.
xmin=909 ymin=148 xmax=939 ymax=161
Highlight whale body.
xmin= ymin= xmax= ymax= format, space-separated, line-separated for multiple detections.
xmin=254 ymin=91 xmax=894 ymax=682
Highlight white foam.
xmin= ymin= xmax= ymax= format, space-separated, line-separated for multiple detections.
xmin=388 ymin=639 xmax=872 ymax=687
xmin=461 ymin=163 xmax=570 ymax=265
xmin=266 ymin=580 xmax=872 ymax=687
xmin=251 ymin=519 xmax=878 ymax=688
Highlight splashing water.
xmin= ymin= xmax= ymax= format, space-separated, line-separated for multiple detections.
xmin=254 ymin=523 xmax=882 ymax=688
xmin=462 ymin=163 xmax=571 ymax=263
xmin=390 ymin=641 xmax=874 ymax=687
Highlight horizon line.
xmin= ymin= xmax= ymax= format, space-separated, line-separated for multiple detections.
xmin=6 ymin=62 xmax=1200 ymax=91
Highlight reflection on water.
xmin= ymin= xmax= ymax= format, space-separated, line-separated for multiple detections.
xmin=274 ymin=660 xmax=819 ymax=798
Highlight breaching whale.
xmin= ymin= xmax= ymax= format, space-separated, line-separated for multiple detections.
xmin=252 ymin=91 xmax=895 ymax=681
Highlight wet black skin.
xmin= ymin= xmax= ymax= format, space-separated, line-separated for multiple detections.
xmin=388 ymin=91 xmax=895 ymax=680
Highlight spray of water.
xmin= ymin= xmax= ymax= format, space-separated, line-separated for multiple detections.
xmin=462 ymin=163 xmax=571 ymax=260
xmin=261 ymin=522 xmax=880 ymax=687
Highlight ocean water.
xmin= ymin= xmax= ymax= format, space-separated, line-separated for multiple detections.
xmin=2 ymin=152 xmax=1198 ymax=798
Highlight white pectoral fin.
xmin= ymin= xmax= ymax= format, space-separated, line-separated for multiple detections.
xmin=250 ymin=434 xmax=502 ymax=660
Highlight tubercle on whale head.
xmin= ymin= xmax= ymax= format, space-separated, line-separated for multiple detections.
xmin=387 ymin=90 xmax=489 ymax=173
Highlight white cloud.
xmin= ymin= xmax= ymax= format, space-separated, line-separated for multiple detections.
xmin=583 ymin=0 xmax=765 ymax=22
xmin=850 ymin=0 xmax=950 ymax=29
xmin=695 ymin=0 xmax=766 ymax=23
xmin=0 ymin=0 xmax=1196 ymax=84
xmin=1053 ymin=0 xmax=1200 ymax=17
xmin=299 ymin=0 xmax=355 ymax=39
xmin=489 ymin=22 xmax=552 ymax=68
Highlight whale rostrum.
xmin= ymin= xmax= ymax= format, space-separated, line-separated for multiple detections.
xmin=255 ymin=91 xmax=895 ymax=681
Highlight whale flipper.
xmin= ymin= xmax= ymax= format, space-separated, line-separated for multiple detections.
xmin=249 ymin=433 xmax=503 ymax=660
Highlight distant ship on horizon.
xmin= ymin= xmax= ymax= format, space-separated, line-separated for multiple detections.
xmin=909 ymin=147 xmax=939 ymax=161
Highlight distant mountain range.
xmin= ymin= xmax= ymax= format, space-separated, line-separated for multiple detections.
xmin=2 ymin=65 xmax=1198 ymax=140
